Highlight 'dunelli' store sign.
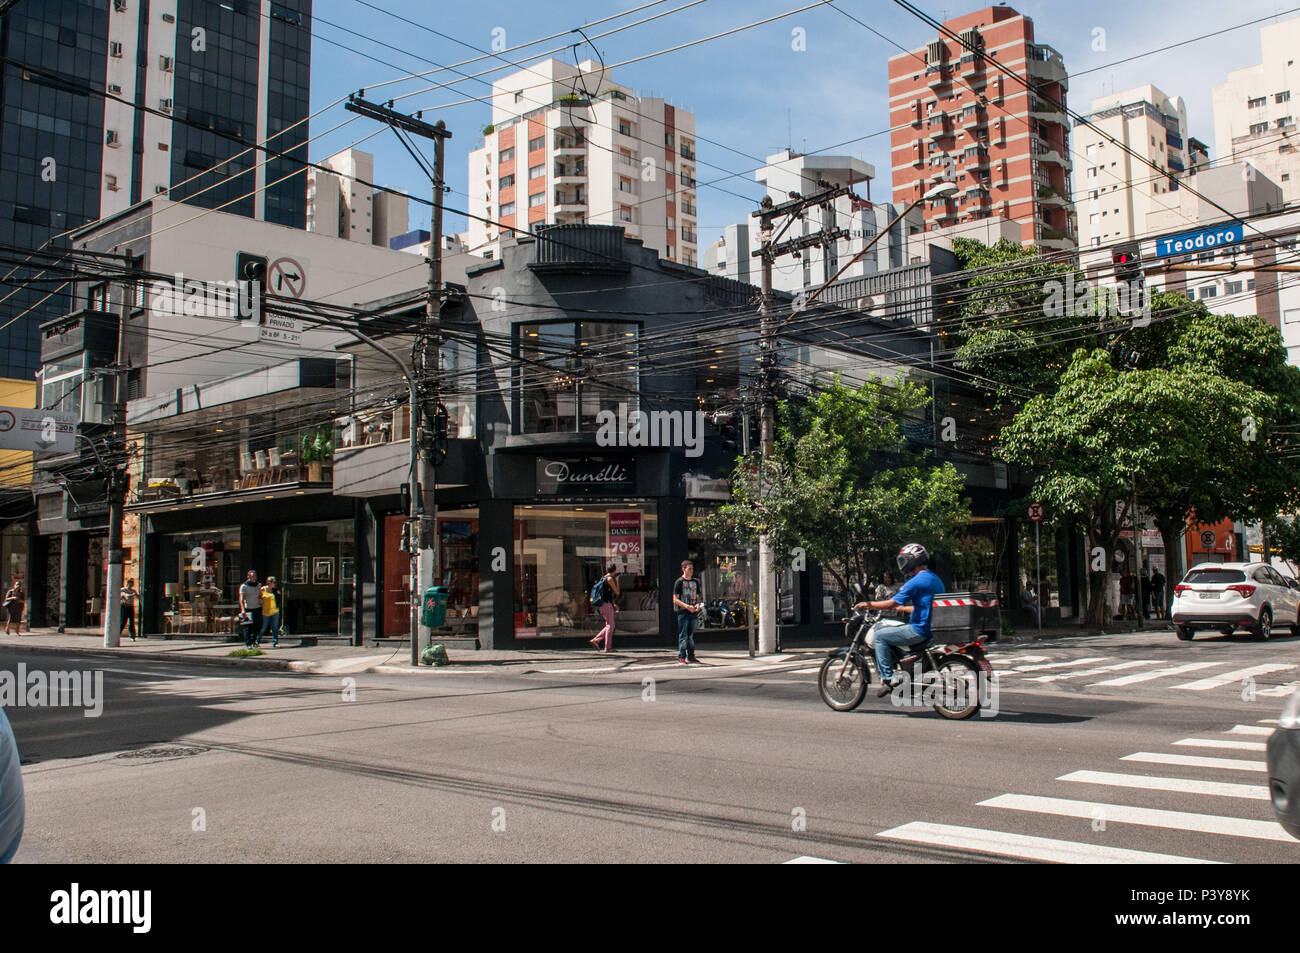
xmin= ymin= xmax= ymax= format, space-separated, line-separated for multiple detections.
xmin=535 ymin=457 xmax=636 ymax=495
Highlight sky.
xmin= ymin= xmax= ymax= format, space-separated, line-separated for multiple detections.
xmin=306 ymin=0 xmax=1300 ymax=249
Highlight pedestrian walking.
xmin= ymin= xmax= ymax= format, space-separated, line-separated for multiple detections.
xmin=1138 ymin=567 xmax=1151 ymax=620
xmin=874 ymin=570 xmax=905 ymax=619
xmin=1119 ymin=568 xmax=1135 ymax=620
xmin=119 ymin=578 xmax=139 ymax=641
xmin=1150 ymin=567 xmax=1167 ymax=620
xmin=672 ymin=559 xmax=703 ymax=663
xmin=588 ymin=565 xmax=620 ymax=652
xmin=2 ymin=581 xmax=24 ymax=636
xmin=238 ymin=570 xmax=262 ymax=647
xmin=258 ymin=576 xmax=281 ymax=647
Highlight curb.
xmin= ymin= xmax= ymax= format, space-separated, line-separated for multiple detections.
xmin=1 ymin=641 xmax=304 ymax=671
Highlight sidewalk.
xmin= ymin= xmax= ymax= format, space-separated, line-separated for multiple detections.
xmin=0 ymin=618 xmax=1168 ymax=675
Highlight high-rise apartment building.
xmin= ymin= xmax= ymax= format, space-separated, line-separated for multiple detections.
xmin=702 ymin=150 xmax=925 ymax=292
xmin=887 ymin=5 xmax=1076 ymax=251
xmin=307 ymin=148 xmax=409 ymax=248
xmin=1074 ymin=85 xmax=1209 ymax=248
xmin=465 ymin=59 xmax=698 ymax=265
xmin=0 ymin=0 xmax=311 ymax=378
xmin=1211 ymin=16 xmax=1300 ymax=206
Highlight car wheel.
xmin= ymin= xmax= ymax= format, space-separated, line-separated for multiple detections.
xmin=1176 ymin=625 xmax=1195 ymax=641
xmin=1254 ymin=607 xmax=1273 ymax=641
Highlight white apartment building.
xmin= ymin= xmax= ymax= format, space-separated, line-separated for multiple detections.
xmin=1074 ymin=85 xmax=1209 ymax=249
xmin=701 ymin=151 xmax=925 ymax=292
xmin=465 ymin=59 xmax=698 ymax=265
xmin=306 ymin=148 xmax=409 ymax=248
xmin=1212 ymin=17 xmax=1300 ymax=206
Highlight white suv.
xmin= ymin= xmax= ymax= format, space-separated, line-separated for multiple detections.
xmin=1170 ymin=562 xmax=1300 ymax=641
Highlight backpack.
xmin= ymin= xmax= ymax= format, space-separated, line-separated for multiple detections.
xmin=589 ymin=576 xmax=608 ymax=608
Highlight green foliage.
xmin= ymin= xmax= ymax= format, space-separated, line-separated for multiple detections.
xmin=228 ymin=647 xmax=264 ymax=658
xmin=699 ymin=378 xmax=970 ymax=595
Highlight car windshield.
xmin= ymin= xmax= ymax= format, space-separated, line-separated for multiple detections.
xmin=1183 ymin=569 xmax=1246 ymax=585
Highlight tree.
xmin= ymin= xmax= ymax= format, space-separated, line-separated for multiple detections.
xmin=700 ymin=378 xmax=970 ymax=598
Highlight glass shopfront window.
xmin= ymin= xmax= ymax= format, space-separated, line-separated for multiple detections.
xmin=269 ymin=519 xmax=355 ymax=636
xmin=160 ymin=527 xmax=242 ymax=634
xmin=513 ymin=502 xmax=658 ymax=638
xmin=687 ymin=505 xmax=754 ymax=632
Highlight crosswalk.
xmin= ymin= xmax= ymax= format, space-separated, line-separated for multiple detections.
xmin=876 ymin=719 xmax=1293 ymax=863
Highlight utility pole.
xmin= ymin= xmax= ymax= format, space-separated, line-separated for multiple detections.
xmin=345 ymin=95 xmax=451 ymax=664
xmin=750 ymin=184 xmax=852 ymax=655
xmin=103 ymin=255 xmax=138 ymax=647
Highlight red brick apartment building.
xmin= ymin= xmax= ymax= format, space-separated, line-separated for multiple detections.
xmin=888 ymin=5 xmax=1076 ymax=251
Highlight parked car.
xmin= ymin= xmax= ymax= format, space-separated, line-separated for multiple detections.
xmin=1267 ymin=690 xmax=1300 ymax=840
xmin=1169 ymin=562 xmax=1300 ymax=641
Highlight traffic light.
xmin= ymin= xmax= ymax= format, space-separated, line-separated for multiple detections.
xmin=235 ymin=252 xmax=266 ymax=324
xmin=1112 ymin=243 xmax=1142 ymax=285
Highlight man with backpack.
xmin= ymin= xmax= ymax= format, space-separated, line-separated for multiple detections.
xmin=589 ymin=565 xmax=620 ymax=652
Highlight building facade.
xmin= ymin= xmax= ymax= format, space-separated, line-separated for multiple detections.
xmin=1074 ymin=85 xmax=1209 ymax=249
xmin=1211 ymin=16 xmax=1300 ymax=207
xmin=0 ymin=0 xmax=312 ymax=380
xmin=306 ymin=147 xmax=409 ymax=248
xmin=464 ymin=59 xmax=698 ymax=266
xmin=887 ymin=4 xmax=1076 ymax=252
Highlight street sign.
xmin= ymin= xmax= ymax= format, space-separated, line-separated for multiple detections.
xmin=0 ymin=406 xmax=77 ymax=453
xmin=268 ymin=256 xmax=306 ymax=298
xmin=1026 ymin=502 xmax=1044 ymax=522
xmin=1154 ymin=222 xmax=1244 ymax=259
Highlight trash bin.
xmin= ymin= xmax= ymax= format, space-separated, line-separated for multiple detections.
xmin=422 ymin=586 xmax=449 ymax=628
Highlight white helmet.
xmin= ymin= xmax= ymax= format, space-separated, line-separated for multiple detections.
xmin=896 ymin=543 xmax=929 ymax=574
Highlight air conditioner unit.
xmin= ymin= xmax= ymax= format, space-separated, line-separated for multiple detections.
xmin=159 ymin=55 xmax=173 ymax=72
xmin=155 ymin=185 xmax=167 ymax=194
xmin=106 ymin=130 xmax=121 ymax=147
xmin=162 ymin=12 xmax=175 ymax=22
xmin=109 ymin=41 xmax=123 ymax=57
xmin=159 ymin=98 xmax=173 ymax=112
xmin=108 ymin=83 xmax=123 ymax=95
xmin=106 ymin=175 xmax=120 ymax=192
xmin=114 ymin=0 xmax=127 ymax=11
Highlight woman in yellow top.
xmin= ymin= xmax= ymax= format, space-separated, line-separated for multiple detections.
xmin=257 ymin=577 xmax=281 ymax=647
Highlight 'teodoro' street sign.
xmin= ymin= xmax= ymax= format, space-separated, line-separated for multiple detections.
xmin=1154 ymin=222 xmax=1245 ymax=258
xmin=0 ymin=405 xmax=77 ymax=453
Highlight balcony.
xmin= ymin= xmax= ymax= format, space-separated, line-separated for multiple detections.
xmin=926 ymin=115 xmax=952 ymax=140
xmin=1029 ymin=98 xmax=1067 ymax=124
xmin=926 ymin=64 xmax=952 ymax=88
xmin=1027 ymin=44 xmax=1067 ymax=85
xmin=1036 ymin=185 xmax=1070 ymax=208
xmin=553 ymin=135 xmax=586 ymax=154
xmin=554 ymin=190 xmax=587 ymax=212
xmin=333 ymin=404 xmax=476 ymax=497
xmin=961 ymin=147 xmax=989 ymax=169
xmin=960 ymin=107 xmax=987 ymax=129
xmin=553 ymin=163 xmax=586 ymax=185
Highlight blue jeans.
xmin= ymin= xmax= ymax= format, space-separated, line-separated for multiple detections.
xmin=258 ymin=612 xmax=280 ymax=645
xmin=676 ymin=611 xmax=698 ymax=658
xmin=871 ymin=619 xmax=930 ymax=681
xmin=242 ymin=609 xmax=262 ymax=647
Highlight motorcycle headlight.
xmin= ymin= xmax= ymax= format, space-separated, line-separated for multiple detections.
xmin=1281 ymin=689 xmax=1300 ymax=730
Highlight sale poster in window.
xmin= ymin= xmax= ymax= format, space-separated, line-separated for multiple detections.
xmin=606 ymin=510 xmax=643 ymax=575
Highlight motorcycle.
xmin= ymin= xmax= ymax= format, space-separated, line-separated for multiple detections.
xmin=817 ymin=583 xmax=993 ymax=720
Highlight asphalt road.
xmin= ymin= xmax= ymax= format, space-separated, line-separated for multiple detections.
xmin=5 ymin=628 xmax=1298 ymax=863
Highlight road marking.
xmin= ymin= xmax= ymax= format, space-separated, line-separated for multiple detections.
xmin=877 ymin=821 xmax=1219 ymax=864
xmin=1007 ymin=656 xmax=1111 ymax=673
xmin=1172 ymin=738 xmax=1267 ymax=752
xmin=783 ymin=855 xmax=843 ymax=864
xmin=987 ymin=654 xmax=1052 ymax=664
xmin=1257 ymin=681 xmax=1300 ymax=698
xmin=1089 ymin=661 xmax=1219 ymax=687
xmin=1227 ymin=725 xmax=1274 ymax=736
xmin=1121 ymin=752 xmax=1267 ymax=773
xmin=980 ymin=793 xmax=1292 ymax=842
xmin=1023 ymin=660 xmax=1159 ymax=683
xmin=787 ymin=667 xmax=824 ymax=675
xmin=1260 ymin=719 xmax=1281 ymax=725
xmin=96 ymin=667 xmax=202 ymax=679
xmin=1173 ymin=663 xmax=1296 ymax=691
xmin=1057 ymin=770 xmax=1269 ymax=800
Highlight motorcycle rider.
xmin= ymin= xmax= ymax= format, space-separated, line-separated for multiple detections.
xmin=853 ymin=543 xmax=946 ymax=696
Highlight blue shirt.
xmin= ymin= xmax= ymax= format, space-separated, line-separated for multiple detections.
xmin=892 ymin=569 xmax=945 ymax=638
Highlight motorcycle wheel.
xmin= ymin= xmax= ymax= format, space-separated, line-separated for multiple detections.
xmin=933 ymin=656 xmax=981 ymax=720
xmin=818 ymin=655 xmax=869 ymax=712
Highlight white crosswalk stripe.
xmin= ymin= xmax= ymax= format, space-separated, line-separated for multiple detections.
xmin=1008 ymin=656 xmax=1112 ymax=673
xmin=1120 ymin=751 xmax=1267 ymax=772
xmin=979 ymin=793 xmax=1292 ymax=842
xmin=1173 ymin=663 xmax=1297 ymax=691
xmin=1088 ymin=661 xmax=1219 ymax=687
xmin=1022 ymin=660 xmax=1159 ymax=683
xmin=1057 ymin=770 xmax=1269 ymax=800
xmin=877 ymin=821 xmax=1221 ymax=864
xmin=1172 ymin=738 xmax=1267 ymax=753
xmin=1227 ymin=725 xmax=1275 ymax=736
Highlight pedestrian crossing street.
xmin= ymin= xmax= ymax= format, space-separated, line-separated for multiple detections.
xmin=875 ymin=718 xmax=1294 ymax=863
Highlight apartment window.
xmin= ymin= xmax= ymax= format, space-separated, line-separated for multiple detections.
xmin=105 ymin=173 xmax=119 ymax=191
xmin=1278 ymin=91 xmax=1292 ymax=104
xmin=1199 ymin=286 xmax=1217 ymax=299
xmin=1226 ymin=280 xmax=1244 ymax=294
xmin=1248 ymin=96 xmax=1267 ymax=109
xmin=499 ymin=174 xmax=515 ymax=189
xmin=665 ymin=133 xmax=675 ymax=147
xmin=619 ymin=205 xmax=633 ymax=223
xmin=528 ymin=136 xmax=545 ymax=152
xmin=619 ymin=178 xmax=632 ymax=193
xmin=88 ymin=283 xmax=110 ymax=310
xmin=1278 ymin=116 xmax=1295 ymax=128
xmin=529 ymin=164 xmax=545 ymax=180
xmin=109 ymin=41 xmax=123 ymax=57
xmin=619 ymin=149 xmax=635 ymax=166
xmin=500 ymin=202 xmax=516 ymax=217
xmin=1250 ymin=122 xmax=1269 ymax=135
xmin=1248 ymin=279 xmax=1256 ymax=291
xmin=499 ymin=147 xmax=515 ymax=163
xmin=618 ymin=121 xmax=632 ymax=136
xmin=528 ymin=192 xmax=546 ymax=208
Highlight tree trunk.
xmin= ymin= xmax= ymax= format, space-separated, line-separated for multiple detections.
xmin=1084 ymin=505 xmax=1120 ymax=629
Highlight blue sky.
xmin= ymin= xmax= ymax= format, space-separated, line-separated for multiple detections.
xmin=307 ymin=0 xmax=1300 ymax=247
